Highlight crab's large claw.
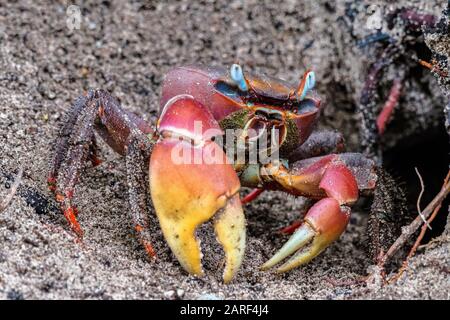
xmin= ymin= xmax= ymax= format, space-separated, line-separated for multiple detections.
xmin=150 ymin=96 xmax=246 ymax=283
xmin=261 ymin=160 xmax=358 ymax=272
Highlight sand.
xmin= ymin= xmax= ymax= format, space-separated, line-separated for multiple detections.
xmin=0 ymin=0 xmax=449 ymax=300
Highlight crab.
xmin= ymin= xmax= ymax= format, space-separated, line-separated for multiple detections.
xmin=356 ymin=6 xmax=446 ymax=159
xmin=48 ymin=64 xmax=379 ymax=283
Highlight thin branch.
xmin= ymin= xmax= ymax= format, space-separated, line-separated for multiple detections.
xmin=0 ymin=167 xmax=23 ymax=213
xmin=388 ymin=169 xmax=450 ymax=283
xmin=418 ymin=59 xmax=448 ymax=78
xmin=379 ymin=175 xmax=450 ymax=266
xmin=414 ymin=167 xmax=432 ymax=229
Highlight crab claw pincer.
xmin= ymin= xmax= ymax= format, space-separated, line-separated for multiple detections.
xmin=261 ymin=198 xmax=350 ymax=272
xmin=150 ymin=95 xmax=246 ymax=283
xmin=261 ymin=161 xmax=357 ymax=273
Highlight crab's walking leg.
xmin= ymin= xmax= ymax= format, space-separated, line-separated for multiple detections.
xmin=287 ymin=130 xmax=345 ymax=162
xmin=259 ymin=153 xmax=376 ymax=272
xmin=241 ymin=188 xmax=264 ymax=205
xmin=367 ymin=168 xmax=408 ymax=261
xmin=388 ymin=8 xmax=438 ymax=31
xmin=88 ymin=135 xmax=103 ymax=167
xmin=279 ymin=220 xmax=303 ymax=235
xmin=49 ymin=90 xmax=154 ymax=238
xmin=55 ymin=94 xmax=100 ymax=236
xmin=359 ymin=45 xmax=399 ymax=159
xmin=125 ymin=135 xmax=156 ymax=258
xmin=376 ymin=78 xmax=402 ymax=135
xmin=49 ymin=95 xmax=103 ymax=192
xmin=278 ymin=199 xmax=314 ymax=235
xmin=48 ymin=95 xmax=88 ymax=193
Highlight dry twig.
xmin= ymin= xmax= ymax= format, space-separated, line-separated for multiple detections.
xmin=414 ymin=167 xmax=432 ymax=229
xmin=387 ymin=169 xmax=450 ymax=283
xmin=378 ymin=170 xmax=450 ymax=268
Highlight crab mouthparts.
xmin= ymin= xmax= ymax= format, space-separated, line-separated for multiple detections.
xmin=239 ymin=112 xmax=287 ymax=154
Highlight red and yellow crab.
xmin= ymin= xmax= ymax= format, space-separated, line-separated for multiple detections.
xmin=48 ymin=64 xmax=376 ymax=283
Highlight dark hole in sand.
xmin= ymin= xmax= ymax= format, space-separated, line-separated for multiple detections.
xmin=383 ymin=122 xmax=449 ymax=243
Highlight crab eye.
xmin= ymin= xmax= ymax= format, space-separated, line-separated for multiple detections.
xmin=298 ymin=70 xmax=316 ymax=100
xmin=305 ymin=72 xmax=315 ymax=91
xmin=230 ymin=64 xmax=248 ymax=92
xmin=300 ymin=71 xmax=316 ymax=100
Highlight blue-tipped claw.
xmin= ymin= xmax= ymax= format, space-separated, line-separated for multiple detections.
xmin=230 ymin=64 xmax=248 ymax=92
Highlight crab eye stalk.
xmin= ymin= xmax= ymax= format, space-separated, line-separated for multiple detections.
xmin=297 ymin=70 xmax=316 ymax=100
xmin=230 ymin=64 xmax=248 ymax=92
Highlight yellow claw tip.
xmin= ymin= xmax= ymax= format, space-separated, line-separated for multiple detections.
xmin=150 ymin=137 xmax=245 ymax=283
xmin=215 ymin=195 xmax=246 ymax=283
xmin=259 ymin=261 xmax=275 ymax=272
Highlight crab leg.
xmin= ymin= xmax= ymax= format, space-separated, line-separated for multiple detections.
xmin=54 ymin=94 xmax=100 ymax=236
xmin=359 ymin=45 xmax=399 ymax=159
xmin=241 ymin=188 xmax=264 ymax=205
xmin=48 ymin=94 xmax=89 ymax=192
xmin=260 ymin=153 xmax=376 ymax=272
xmin=279 ymin=199 xmax=314 ymax=235
xmin=49 ymin=90 xmax=154 ymax=238
xmin=88 ymin=135 xmax=103 ymax=167
xmin=287 ymin=130 xmax=345 ymax=162
xmin=376 ymin=78 xmax=402 ymax=135
xmin=125 ymin=135 xmax=156 ymax=258
xmin=390 ymin=8 xmax=438 ymax=31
